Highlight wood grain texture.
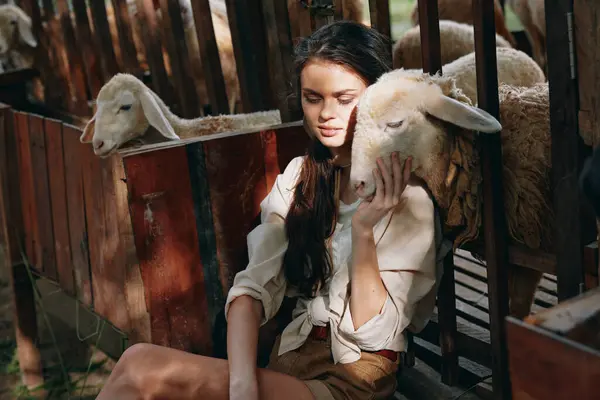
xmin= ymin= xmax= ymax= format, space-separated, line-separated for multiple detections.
xmin=507 ymin=316 xmax=600 ymax=400
xmin=62 ymin=125 xmax=93 ymax=306
xmin=124 ymin=146 xmax=212 ymax=354
xmin=44 ymin=119 xmax=74 ymax=294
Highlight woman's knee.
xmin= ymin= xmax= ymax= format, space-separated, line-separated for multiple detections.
xmin=110 ymin=343 xmax=166 ymax=397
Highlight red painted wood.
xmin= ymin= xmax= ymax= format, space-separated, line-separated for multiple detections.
xmin=14 ymin=112 xmax=37 ymax=268
xmin=62 ymin=125 xmax=93 ymax=306
xmin=28 ymin=115 xmax=57 ymax=280
xmin=44 ymin=119 xmax=74 ymax=293
xmin=123 ymin=146 xmax=212 ymax=354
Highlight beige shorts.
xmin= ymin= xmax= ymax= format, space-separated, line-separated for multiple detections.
xmin=266 ymin=334 xmax=400 ymax=400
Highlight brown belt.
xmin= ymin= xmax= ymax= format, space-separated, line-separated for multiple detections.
xmin=310 ymin=325 xmax=399 ymax=363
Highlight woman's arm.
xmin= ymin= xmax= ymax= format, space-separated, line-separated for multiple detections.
xmin=349 ymin=228 xmax=388 ymax=329
xmin=349 ymin=152 xmax=411 ymax=330
xmin=226 ymin=295 xmax=263 ymax=399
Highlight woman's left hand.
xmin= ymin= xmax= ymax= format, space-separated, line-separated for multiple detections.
xmin=352 ymin=152 xmax=412 ymax=235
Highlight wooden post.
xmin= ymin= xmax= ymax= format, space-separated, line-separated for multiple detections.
xmin=224 ymin=0 xmax=273 ymax=113
xmin=552 ymin=0 xmax=598 ymax=300
xmin=472 ymin=0 xmax=512 ymax=398
xmin=369 ymin=0 xmax=392 ymax=45
xmin=416 ymin=0 xmax=458 ymax=386
xmin=261 ymin=0 xmax=300 ymax=122
xmin=189 ymin=0 xmax=230 ymax=114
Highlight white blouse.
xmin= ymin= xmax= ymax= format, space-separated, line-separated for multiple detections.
xmin=224 ymin=156 xmax=449 ymax=364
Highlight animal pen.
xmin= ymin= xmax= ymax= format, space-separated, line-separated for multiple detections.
xmin=0 ymin=0 xmax=598 ymax=399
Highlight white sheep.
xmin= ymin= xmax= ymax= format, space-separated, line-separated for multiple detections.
xmin=409 ymin=0 xmax=515 ymax=47
xmin=79 ymin=73 xmax=281 ymax=157
xmin=349 ymin=65 xmax=553 ymax=318
xmin=422 ymin=47 xmax=545 ymax=106
xmin=506 ymin=0 xmax=546 ymax=71
xmin=393 ymin=20 xmax=512 ymax=70
xmin=0 ymin=4 xmax=37 ymax=71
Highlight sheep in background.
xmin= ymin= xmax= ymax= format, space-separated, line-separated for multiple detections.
xmin=422 ymin=47 xmax=545 ymax=105
xmin=507 ymin=0 xmax=546 ymax=72
xmin=409 ymin=0 xmax=515 ymax=47
xmin=0 ymin=4 xmax=37 ymax=71
xmin=79 ymin=73 xmax=281 ymax=158
xmin=349 ymin=66 xmax=553 ymax=319
xmin=393 ymin=20 xmax=513 ymax=70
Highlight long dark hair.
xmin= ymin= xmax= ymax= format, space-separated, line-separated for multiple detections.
xmin=283 ymin=21 xmax=392 ymax=297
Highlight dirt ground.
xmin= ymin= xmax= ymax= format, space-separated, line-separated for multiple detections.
xmin=0 ymin=277 xmax=115 ymax=400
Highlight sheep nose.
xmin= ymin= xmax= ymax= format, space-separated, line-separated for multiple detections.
xmin=93 ymin=140 xmax=105 ymax=150
xmin=354 ymin=181 xmax=365 ymax=191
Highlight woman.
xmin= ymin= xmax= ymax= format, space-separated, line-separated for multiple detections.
xmin=96 ymin=21 xmax=443 ymax=400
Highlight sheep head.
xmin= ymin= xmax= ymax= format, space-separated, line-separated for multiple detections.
xmin=349 ymin=69 xmax=502 ymax=246
xmin=80 ymin=73 xmax=180 ymax=158
xmin=0 ymin=5 xmax=37 ymax=56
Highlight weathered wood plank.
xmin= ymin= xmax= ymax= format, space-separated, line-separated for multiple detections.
xmin=56 ymin=0 xmax=90 ymax=115
xmin=135 ymin=0 xmax=174 ymax=106
xmin=507 ymin=316 xmax=600 ymax=400
xmin=158 ymin=0 xmax=201 ymax=118
xmin=0 ymin=106 xmax=23 ymax=267
xmin=472 ymin=0 xmax=511 ymax=397
xmin=369 ymin=0 xmax=392 ymax=42
xmin=72 ymin=0 xmax=105 ymax=98
xmin=111 ymin=156 xmax=151 ymax=344
xmin=28 ymin=115 xmax=57 ymax=279
xmin=89 ymin=0 xmax=120 ymax=80
xmin=189 ymin=0 xmax=230 ymax=114
xmin=14 ymin=112 xmax=37 ymax=268
xmin=111 ymin=0 xmax=144 ymax=76
xmin=62 ymin=125 xmax=93 ymax=306
xmin=123 ymin=146 xmax=212 ymax=354
xmin=262 ymin=0 xmax=300 ymax=121
xmin=43 ymin=119 xmax=74 ymax=294
xmin=224 ymin=0 xmax=273 ymax=113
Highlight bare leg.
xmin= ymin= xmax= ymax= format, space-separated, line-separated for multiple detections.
xmin=96 ymin=343 xmax=315 ymax=400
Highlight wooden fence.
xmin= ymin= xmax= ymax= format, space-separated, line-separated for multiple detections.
xmin=1 ymin=0 xmax=600 ymax=398
xmin=4 ymin=0 xmax=393 ymax=123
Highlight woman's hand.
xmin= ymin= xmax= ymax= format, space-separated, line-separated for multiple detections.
xmin=352 ymin=152 xmax=412 ymax=235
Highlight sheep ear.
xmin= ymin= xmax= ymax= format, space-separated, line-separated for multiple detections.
xmin=425 ymin=94 xmax=502 ymax=134
xmin=80 ymin=115 xmax=95 ymax=143
xmin=16 ymin=13 xmax=37 ymax=48
xmin=139 ymin=90 xmax=180 ymax=140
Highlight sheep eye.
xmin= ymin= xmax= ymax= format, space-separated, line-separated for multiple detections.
xmin=386 ymin=121 xmax=403 ymax=129
xmin=120 ymin=104 xmax=132 ymax=111
xmin=10 ymin=19 xmax=16 ymax=26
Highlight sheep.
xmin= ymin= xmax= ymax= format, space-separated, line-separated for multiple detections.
xmin=0 ymin=4 xmax=37 ymax=71
xmin=409 ymin=0 xmax=516 ymax=47
xmin=349 ymin=65 xmax=554 ymax=319
xmin=79 ymin=73 xmax=281 ymax=158
xmin=506 ymin=0 xmax=546 ymax=72
xmin=424 ymin=47 xmax=545 ymax=106
xmin=393 ymin=20 xmax=512 ymax=70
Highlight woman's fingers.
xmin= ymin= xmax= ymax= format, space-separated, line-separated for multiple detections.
xmin=372 ymin=167 xmax=385 ymax=204
xmin=377 ymin=157 xmax=393 ymax=203
xmin=403 ymin=157 xmax=412 ymax=191
xmin=391 ymin=152 xmax=402 ymax=204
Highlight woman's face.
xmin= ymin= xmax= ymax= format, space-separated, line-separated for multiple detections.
xmin=300 ymin=59 xmax=368 ymax=151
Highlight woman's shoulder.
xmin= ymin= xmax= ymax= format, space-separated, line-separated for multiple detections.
xmin=278 ymin=155 xmax=306 ymax=187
